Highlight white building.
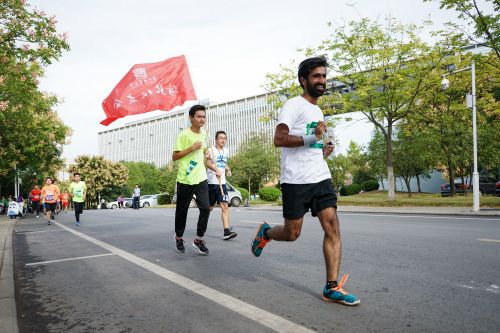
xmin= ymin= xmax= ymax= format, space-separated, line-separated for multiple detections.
xmin=98 ymin=93 xmax=276 ymax=167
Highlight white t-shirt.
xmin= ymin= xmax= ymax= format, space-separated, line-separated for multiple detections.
xmin=207 ymin=146 xmax=229 ymax=185
xmin=278 ymin=95 xmax=331 ymax=184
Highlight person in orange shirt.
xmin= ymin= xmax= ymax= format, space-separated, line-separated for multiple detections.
xmin=60 ymin=190 xmax=70 ymax=213
xmin=41 ymin=177 xmax=60 ymax=225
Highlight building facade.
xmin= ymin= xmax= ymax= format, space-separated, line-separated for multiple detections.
xmin=98 ymin=93 xmax=277 ymax=167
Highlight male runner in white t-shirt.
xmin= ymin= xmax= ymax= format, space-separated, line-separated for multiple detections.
xmin=206 ymin=131 xmax=237 ymax=240
xmin=251 ymin=57 xmax=360 ymax=306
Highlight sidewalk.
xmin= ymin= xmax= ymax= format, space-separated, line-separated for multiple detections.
xmin=243 ymin=204 xmax=500 ymax=216
xmin=0 ymin=214 xmax=18 ymax=333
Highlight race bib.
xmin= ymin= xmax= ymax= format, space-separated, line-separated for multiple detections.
xmin=45 ymin=194 xmax=54 ymax=201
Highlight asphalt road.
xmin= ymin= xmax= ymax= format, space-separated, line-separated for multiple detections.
xmin=12 ymin=207 xmax=500 ymax=332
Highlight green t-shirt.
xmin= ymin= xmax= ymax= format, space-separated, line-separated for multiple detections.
xmin=69 ymin=181 xmax=87 ymax=202
xmin=175 ymin=128 xmax=207 ymax=185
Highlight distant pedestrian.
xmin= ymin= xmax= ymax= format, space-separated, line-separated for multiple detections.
xmin=117 ymin=195 xmax=125 ymax=209
xmin=7 ymin=198 xmax=20 ymax=219
xmin=132 ymin=185 xmax=141 ymax=210
xmin=29 ymin=185 xmax=42 ymax=218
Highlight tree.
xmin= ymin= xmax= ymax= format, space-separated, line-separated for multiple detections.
xmin=158 ymin=162 xmax=178 ymax=197
xmin=326 ymin=154 xmax=349 ymax=194
xmin=229 ymin=132 xmax=280 ymax=194
xmin=68 ymin=156 xmax=128 ymax=208
xmin=393 ymin=122 xmax=440 ymax=197
xmin=264 ymin=18 xmax=460 ymax=201
xmin=0 ymin=0 xmax=71 ymax=190
xmin=317 ymin=18 xmax=461 ymax=200
xmin=412 ymin=51 xmax=499 ymax=195
xmin=121 ymin=161 xmax=161 ymax=196
xmin=366 ymin=129 xmax=387 ymax=190
xmin=426 ymin=0 xmax=500 ymax=62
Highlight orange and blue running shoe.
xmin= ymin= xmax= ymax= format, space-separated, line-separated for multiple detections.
xmin=251 ymin=222 xmax=271 ymax=257
xmin=322 ymin=274 xmax=360 ymax=306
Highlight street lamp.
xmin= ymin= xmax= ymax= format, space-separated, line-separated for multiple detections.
xmin=441 ymin=60 xmax=479 ymax=211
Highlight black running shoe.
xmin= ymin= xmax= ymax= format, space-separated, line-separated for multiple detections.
xmin=175 ymin=237 xmax=185 ymax=253
xmin=193 ymin=239 xmax=209 ymax=255
xmin=223 ymin=230 xmax=238 ymax=240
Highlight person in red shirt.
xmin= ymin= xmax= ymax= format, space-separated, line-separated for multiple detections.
xmin=29 ymin=184 xmax=42 ymax=218
xmin=60 ymin=190 xmax=70 ymax=213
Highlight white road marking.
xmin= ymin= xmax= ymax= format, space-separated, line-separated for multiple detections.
xmin=52 ymin=220 xmax=314 ymax=333
xmin=478 ymin=239 xmax=500 ymax=243
xmin=26 ymin=253 xmax=116 ymax=266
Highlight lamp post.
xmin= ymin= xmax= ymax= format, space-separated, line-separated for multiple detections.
xmin=441 ymin=60 xmax=479 ymax=211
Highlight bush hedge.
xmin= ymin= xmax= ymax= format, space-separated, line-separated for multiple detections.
xmin=341 ymin=183 xmax=362 ymax=196
xmin=362 ymin=179 xmax=380 ymax=192
xmin=157 ymin=193 xmax=171 ymax=205
xmin=236 ymin=187 xmax=249 ymax=200
xmin=258 ymin=187 xmax=282 ymax=201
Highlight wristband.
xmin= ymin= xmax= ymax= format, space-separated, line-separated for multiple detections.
xmin=301 ymin=134 xmax=317 ymax=146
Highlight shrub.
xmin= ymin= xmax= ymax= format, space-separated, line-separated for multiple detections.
xmin=157 ymin=193 xmax=171 ymax=205
xmin=258 ymin=187 xmax=282 ymax=201
xmin=236 ymin=187 xmax=249 ymax=200
xmin=362 ymin=179 xmax=379 ymax=192
xmin=342 ymin=183 xmax=362 ymax=196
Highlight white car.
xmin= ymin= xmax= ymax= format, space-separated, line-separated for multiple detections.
xmin=140 ymin=194 xmax=159 ymax=208
xmin=172 ymin=182 xmax=242 ymax=207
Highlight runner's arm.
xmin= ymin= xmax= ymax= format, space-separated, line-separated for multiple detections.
xmin=274 ymin=122 xmax=326 ymax=148
xmin=172 ymin=141 xmax=202 ymax=161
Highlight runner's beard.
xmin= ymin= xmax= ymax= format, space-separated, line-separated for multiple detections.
xmin=305 ymin=81 xmax=326 ymax=98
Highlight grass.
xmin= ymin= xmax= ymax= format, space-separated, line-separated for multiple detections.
xmin=337 ymin=190 xmax=500 ymax=208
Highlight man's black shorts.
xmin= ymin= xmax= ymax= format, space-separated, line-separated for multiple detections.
xmin=208 ymin=184 xmax=228 ymax=206
xmin=281 ymin=179 xmax=337 ymax=219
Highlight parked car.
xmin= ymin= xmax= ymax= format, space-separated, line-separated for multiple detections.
xmin=172 ymin=182 xmax=243 ymax=207
xmin=496 ymin=181 xmax=500 ymax=196
xmin=440 ymin=176 xmax=498 ymax=196
xmin=140 ymin=194 xmax=162 ymax=208
xmin=106 ymin=197 xmax=133 ymax=209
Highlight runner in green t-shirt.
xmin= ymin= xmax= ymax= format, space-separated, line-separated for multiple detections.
xmin=172 ymin=104 xmax=221 ymax=255
xmin=69 ymin=172 xmax=87 ymax=226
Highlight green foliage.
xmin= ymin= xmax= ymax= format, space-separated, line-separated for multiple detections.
xmin=229 ymin=132 xmax=280 ymax=194
xmin=121 ymin=161 xmax=161 ymax=195
xmin=236 ymin=187 xmax=249 ymax=200
xmin=157 ymin=193 xmax=171 ymax=205
xmin=326 ymin=154 xmax=349 ymax=194
xmin=341 ymin=183 xmax=362 ymax=196
xmin=0 ymin=0 xmax=71 ymax=188
xmin=68 ymin=156 xmax=128 ymax=207
xmin=158 ymin=162 xmax=178 ymax=196
xmin=362 ymin=180 xmax=380 ymax=192
xmin=258 ymin=187 xmax=282 ymax=201
xmin=426 ymin=0 xmax=500 ymax=62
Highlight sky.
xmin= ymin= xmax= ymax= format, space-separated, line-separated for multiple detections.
xmin=28 ymin=0 xmax=463 ymax=163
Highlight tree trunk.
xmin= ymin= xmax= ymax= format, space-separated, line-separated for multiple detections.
xmin=403 ymin=176 xmax=412 ymax=197
xmin=386 ymin=127 xmax=396 ymax=201
xmin=248 ymin=178 xmax=251 ymax=197
xmin=449 ymin=164 xmax=456 ymax=197
xmin=460 ymin=174 xmax=467 ymax=196
xmin=416 ymin=174 xmax=422 ymax=193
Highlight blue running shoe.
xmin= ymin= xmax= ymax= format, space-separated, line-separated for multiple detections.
xmin=251 ymin=222 xmax=271 ymax=257
xmin=76 ymin=221 xmax=80 ymax=226
xmin=322 ymin=274 xmax=360 ymax=306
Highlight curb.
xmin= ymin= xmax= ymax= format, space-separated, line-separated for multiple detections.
xmin=240 ymin=205 xmax=500 ymax=217
xmin=0 ymin=215 xmax=18 ymax=333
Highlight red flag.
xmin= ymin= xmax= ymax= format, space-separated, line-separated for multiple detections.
xmin=100 ymin=55 xmax=197 ymax=126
